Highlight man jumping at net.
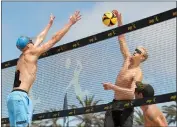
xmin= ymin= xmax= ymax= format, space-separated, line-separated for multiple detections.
xmin=102 ymin=10 xmax=148 ymax=127
xmin=6 ymin=11 xmax=81 ymax=127
xmin=135 ymin=81 xmax=168 ymax=127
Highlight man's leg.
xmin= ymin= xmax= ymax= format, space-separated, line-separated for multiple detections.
xmin=104 ymin=110 xmax=115 ymax=127
xmin=7 ymin=93 xmax=29 ymax=127
xmin=7 ymin=94 xmax=17 ymax=127
xmin=121 ymin=108 xmax=134 ymax=127
xmin=111 ymin=109 xmax=123 ymax=127
xmin=7 ymin=100 xmax=16 ymax=127
xmin=27 ymin=97 xmax=33 ymax=126
xmin=13 ymin=99 xmax=29 ymax=127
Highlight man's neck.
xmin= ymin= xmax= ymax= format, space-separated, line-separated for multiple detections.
xmin=129 ymin=61 xmax=140 ymax=69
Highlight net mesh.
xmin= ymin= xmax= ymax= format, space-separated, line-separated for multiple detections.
xmin=2 ymin=18 xmax=176 ymax=126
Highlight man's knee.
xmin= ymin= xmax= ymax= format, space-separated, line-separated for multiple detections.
xmin=104 ymin=110 xmax=115 ymax=127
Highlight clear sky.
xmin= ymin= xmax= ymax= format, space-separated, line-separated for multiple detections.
xmin=2 ymin=2 xmax=94 ymax=62
xmin=2 ymin=2 xmax=176 ymax=126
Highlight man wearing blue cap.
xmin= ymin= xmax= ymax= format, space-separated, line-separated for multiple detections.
xmin=6 ymin=11 xmax=81 ymax=127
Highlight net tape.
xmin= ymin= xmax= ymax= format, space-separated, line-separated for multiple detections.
xmin=1 ymin=8 xmax=177 ymax=124
xmin=1 ymin=92 xmax=176 ymax=124
xmin=2 ymin=8 xmax=177 ymax=69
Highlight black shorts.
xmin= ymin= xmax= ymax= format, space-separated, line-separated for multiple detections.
xmin=112 ymin=107 xmax=134 ymax=127
xmin=104 ymin=100 xmax=134 ymax=127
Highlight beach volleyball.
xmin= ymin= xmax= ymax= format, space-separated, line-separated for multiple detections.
xmin=102 ymin=11 xmax=117 ymax=26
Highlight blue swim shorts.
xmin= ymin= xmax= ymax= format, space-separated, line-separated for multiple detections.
xmin=6 ymin=89 xmax=33 ymax=127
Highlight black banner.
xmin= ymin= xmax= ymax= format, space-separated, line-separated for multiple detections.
xmin=1 ymin=8 xmax=177 ymax=69
xmin=1 ymin=92 xmax=176 ymax=124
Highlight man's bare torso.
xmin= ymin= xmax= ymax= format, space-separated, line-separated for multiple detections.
xmin=114 ymin=57 xmax=142 ymax=100
xmin=143 ymin=105 xmax=167 ymax=126
xmin=13 ymin=50 xmax=38 ymax=93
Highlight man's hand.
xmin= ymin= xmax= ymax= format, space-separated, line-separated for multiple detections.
xmin=102 ymin=82 xmax=114 ymax=90
xmin=69 ymin=11 xmax=81 ymax=25
xmin=49 ymin=13 xmax=55 ymax=24
xmin=112 ymin=10 xmax=122 ymax=26
xmin=50 ymin=13 xmax=55 ymax=21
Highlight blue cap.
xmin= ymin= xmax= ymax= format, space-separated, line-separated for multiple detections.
xmin=16 ymin=36 xmax=31 ymax=50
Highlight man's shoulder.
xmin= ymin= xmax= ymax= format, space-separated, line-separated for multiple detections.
xmin=147 ymin=105 xmax=159 ymax=112
xmin=21 ymin=49 xmax=39 ymax=61
xmin=25 ymin=47 xmax=40 ymax=56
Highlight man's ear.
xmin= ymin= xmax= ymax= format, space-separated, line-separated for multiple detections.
xmin=141 ymin=55 xmax=145 ymax=61
xmin=26 ymin=43 xmax=30 ymax=48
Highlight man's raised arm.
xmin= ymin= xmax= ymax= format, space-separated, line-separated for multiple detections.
xmin=34 ymin=11 xmax=81 ymax=56
xmin=113 ymin=10 xmax=131 ymax=59
xmin=33 ymin=14 xmax=55 ymax=47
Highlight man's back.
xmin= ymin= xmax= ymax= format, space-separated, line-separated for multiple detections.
xmin=13 ymin=50 xmax=38 ymax=92
xmin=143 ymin=104 xmax=168 ymax=126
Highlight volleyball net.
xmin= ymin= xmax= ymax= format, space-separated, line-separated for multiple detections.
xmin=1 ymin=8 xmax=176 ymax=126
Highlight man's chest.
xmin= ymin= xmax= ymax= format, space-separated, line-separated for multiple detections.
xmin=118 ymin=69 xmax=136 ymax=80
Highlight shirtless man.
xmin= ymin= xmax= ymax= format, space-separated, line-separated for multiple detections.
xmin=6 ymin=11 xmax=81 ymax=127
xmin=135 ymin=81 xmax=168 ymax=127
xmin=103 ymin=10 xmax=148 ymax=127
